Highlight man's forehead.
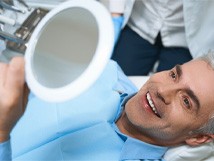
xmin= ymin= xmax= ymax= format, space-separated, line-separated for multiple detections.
xmin=182 ymin=59 xmax=213 ymax=75
xmin=182 ymin=60 xmax=214 ymax=105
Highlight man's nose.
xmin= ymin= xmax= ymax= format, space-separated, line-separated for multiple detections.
xmin=157 ymin=84 xmax=177 ymax=105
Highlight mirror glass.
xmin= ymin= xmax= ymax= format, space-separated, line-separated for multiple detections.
xmin=32 ymin=7 xmax=98 ymax=88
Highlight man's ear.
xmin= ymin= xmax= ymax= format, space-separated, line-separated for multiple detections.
xmin=185 ymin=134 xmax=214 ymax=146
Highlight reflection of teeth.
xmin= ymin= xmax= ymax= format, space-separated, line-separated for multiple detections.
xmin=146 ymin=93 xmax=158 ymax=114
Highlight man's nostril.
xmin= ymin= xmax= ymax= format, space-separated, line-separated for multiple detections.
xmin=157 ymin=92 xmax=166 ymax=104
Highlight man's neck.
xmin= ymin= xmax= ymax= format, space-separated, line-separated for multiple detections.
xmin=116 ymin=111 xmax=162 ymax=146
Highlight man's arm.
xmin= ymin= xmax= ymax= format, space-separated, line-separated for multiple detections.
xmin=0 ymin=57 xmax=28 ymax=160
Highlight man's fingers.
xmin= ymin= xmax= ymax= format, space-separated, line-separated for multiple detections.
xmin=5 ymin=57 xmax=25 ymax=91
xmin=0 ymin=63 xmax=8 ymax=86
xmin=22 ymin=83 xmax=30 ymax=112
xmin=0 ymin=57 xmax=26 ymax=142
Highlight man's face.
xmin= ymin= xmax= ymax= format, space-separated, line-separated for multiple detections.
xmin=122 ymin=60 xmax=214 ymax=146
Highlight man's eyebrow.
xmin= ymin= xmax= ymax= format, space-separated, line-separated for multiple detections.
xmin=175 ymin=65 xmax=182 ymax=78
xmin=175 ymin=64 xmax=200 ymax=110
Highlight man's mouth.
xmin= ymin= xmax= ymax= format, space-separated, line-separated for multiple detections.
xmin=146 ymin=92 xmax=161 ymax=118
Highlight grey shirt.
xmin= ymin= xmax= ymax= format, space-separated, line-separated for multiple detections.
xmin=128 ymin=0 xmax=187 ymax=47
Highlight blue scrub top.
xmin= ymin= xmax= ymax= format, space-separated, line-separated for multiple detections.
xmin=1 ymin=60 xmax=167 ymax=161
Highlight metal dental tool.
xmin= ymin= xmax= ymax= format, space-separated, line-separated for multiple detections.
xmin=6 ymin=8 xmax=49 ymax=53
xmin=17 ymin=0 xmax=32 ymax=11
xmin=0 ymin=15 xmax=16 ymax=26
xmin=0 ymin=0 xmax=25 ymax=13
xmin=0 ymin=30 xmax=25 ymax=44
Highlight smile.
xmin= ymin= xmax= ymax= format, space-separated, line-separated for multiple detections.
xmin=146 ymin=92 xmax=161 ymax=118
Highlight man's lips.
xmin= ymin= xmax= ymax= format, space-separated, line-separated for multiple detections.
xmin=142 ymin=92 xmax=161 ymax=118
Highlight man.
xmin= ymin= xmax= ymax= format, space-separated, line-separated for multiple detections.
xmin=0 ymin=53 xmax=214 ymax=160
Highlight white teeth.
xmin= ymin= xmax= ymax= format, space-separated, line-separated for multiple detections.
xmin=146 ymin=93 xmax=158 ymax=114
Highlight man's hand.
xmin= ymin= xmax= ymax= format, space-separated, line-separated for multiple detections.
xmin=0 ymin=57 xmax=28 ymax=142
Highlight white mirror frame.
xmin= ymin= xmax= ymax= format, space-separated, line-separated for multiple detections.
xmin=25 ymin=0 xmax=114 ymax=102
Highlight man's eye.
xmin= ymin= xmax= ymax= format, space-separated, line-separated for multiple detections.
xmin=183 ymin=97 xmax=191 ymax=109
xmin=169 ymin=71 xmax=177 ymax=80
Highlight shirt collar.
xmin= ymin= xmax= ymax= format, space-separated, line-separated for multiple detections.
xmin=112 ymin=123 xmax=168 ymax=160
xmin=120 ymin=137 xmax=168 ymax=160
xmin=114 ymin=92 xmax=137 ymax=122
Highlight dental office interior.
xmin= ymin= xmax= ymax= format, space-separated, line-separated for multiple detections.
xmin=0 ymin=0 xmax=213 ymax=161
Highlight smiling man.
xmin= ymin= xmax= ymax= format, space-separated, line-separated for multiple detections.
xmin=117 ymin=58 xmax=214 ymax=147
xmin=0 ymin=53 xmax=214 ymax=160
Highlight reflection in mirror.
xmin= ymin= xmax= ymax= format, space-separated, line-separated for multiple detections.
xmin=32 ymin=7 xmax=98 ymax=88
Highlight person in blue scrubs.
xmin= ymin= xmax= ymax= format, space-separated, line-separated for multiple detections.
xmin=1 ymin=52 xmax=214 ymax=161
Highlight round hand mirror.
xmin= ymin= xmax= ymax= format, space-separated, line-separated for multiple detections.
xmin=25 ymin=0 xmax=114 ymax=102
